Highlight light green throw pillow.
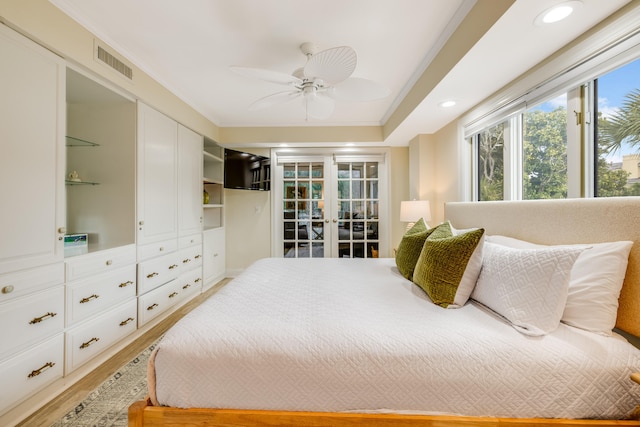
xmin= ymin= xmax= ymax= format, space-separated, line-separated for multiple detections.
xmin=395 ymin=221 xmax=452 ymax=280
xmin=413 ymin=228 xmax=485 ymax=308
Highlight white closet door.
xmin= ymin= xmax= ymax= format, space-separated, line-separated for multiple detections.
xmin=0 ymin=24 xmax=65 ymax=274
xmin=136 ymin=102 xmax=178 ymax=246
xmin=177 ymin=124 xmax=203 ymax=237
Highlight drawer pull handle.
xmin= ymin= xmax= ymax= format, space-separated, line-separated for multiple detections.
xmin=29 ymin=312 xmax=57 ymax=324
xmin=194 ymin=255 xmax=201 ymax=259
xmin=106 ymin=259 xmax=113 ymax=266
xmin=28 ymin=362 xmax=55 ymax=378
xmin=146 ymin=272 xmax=159 ymax=279
xmin=194 ymin=278 xmax=201 ymax=283
xmin=80 ymin=294 xmax=99 ymax=304
xmin=120 ymin=317 xmax=134 ymax=326
xmin=2 ymin=285 xmax=14 ymax=294
xmin=182 ymin=258 xmax=191 ymax=263
xmin=168 ymin=264 xmax=179 ymax=270
xmin=119 ymin=280 xmax=134 ymax=288
xmin=182 ymin=284 xmax=191 ymax=290
xmin=147 ymin=303 xmax=158 ymax=311
xmin=159 ymin=246 xmax=164 ymax=252
xmin=168 ymin=292 xmax=178 ymax=298
xmin=80 ymin=337 xmax=100 ymax=349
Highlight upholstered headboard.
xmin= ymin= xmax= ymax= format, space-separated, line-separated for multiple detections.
xmin=445 ymin=197 xmax=640 ymax=338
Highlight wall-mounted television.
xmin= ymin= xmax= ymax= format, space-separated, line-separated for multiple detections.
xmin=224 ymin=148 xmax=271 ymax=191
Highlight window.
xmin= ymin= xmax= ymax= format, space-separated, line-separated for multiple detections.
xmin=477 ymin=121 xmax=505 ymax=201
xmin=468 ymin=50 xmax=640 ymax=201
xmin=595 ymin=58 xmax=640 ymax=197
xmin=523 ymin=95 xmax=568 ymax=199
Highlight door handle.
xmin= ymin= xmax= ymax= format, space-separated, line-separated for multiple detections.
xmin=333 ymin=219 xmax=338 ymax=223
xmin=325 ymin=219 xmax=329 ymax=223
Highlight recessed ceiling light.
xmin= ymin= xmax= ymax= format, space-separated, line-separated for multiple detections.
xmin=439 ymin=100 xmax=456 ymax=108
xmin=535 ymin=1 xmax=582 ymax=26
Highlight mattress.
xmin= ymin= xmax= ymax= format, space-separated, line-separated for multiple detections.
xmin=149 ymin=257 xmax=640 ymax=419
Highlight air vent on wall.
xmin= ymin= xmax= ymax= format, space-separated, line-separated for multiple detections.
xmin=94 ymin=42 xmax=133 ymax=80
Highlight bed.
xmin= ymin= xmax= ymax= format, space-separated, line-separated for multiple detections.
xmin=129 ymin=197 xmax=640 ymax=426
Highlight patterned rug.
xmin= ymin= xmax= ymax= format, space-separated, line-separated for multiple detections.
xmin=51 ymin=339 xmax=159 ymax=427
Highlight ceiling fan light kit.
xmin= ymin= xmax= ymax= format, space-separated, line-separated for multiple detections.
xmin=231 ymin=42 xmax=390 ymax=120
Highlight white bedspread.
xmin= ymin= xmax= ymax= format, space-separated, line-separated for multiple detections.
xmin=150 ymin=257 xmax=640 ymax=419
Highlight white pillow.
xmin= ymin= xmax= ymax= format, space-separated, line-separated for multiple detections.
xmin=486 ymin=235 xmax=633 ymax=335
xmin=471 ymin=242 xmax=583 ymax=336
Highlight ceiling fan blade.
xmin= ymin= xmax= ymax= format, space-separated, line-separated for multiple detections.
xmin=305 ymin=93 xmax=335 ymax=120
xmin=304 ymin=46 xmax=357 ymax=85
xmin=248 ymin=90 xmax=301 ymax=111
xmin=328 ymin=77 xmax=391 ymax=102
xmin=230 ymin=66 xmax=300 ymax=86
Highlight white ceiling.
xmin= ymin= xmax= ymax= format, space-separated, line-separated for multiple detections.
xmin=51 ymin=0 xmax=630 ymax=146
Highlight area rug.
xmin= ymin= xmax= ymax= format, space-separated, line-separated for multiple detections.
xmin=51 ymin=339 xmax=160 ymax=427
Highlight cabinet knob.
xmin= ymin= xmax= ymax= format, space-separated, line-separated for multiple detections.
xmin=105 ymin=259 xmax=113 ymax=266
xmin=58 ymin=227 xmax=67 ymax=234
xmin=139 ymin=221 xmax=144 ymax=226
xmin=1 ymin=285 xmax=14 ymax=294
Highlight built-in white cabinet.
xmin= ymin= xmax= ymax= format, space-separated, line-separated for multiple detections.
xmin=0 ymin=23 xmax=66 ymax=417
xmin=136 ymin=102 xmax=179 ymax=250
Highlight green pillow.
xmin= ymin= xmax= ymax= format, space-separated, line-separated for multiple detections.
xmin=395 ymin=221 xmax=452 ymax=280
xmin=413 ymin=228 xmax=485 ymax=308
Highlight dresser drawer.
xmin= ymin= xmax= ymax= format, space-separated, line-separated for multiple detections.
xmin=65 ymin=245 xmax=136 ymax=282
xmin=137 ymin=239 xmax=178 ymax=262
xmin=0 ymin=334 xmax=64 ymax=414
xmin=137 ymin=252 xmax=181 ymax=295
xmin=65 ymin=299 xmax=137 ymax=373
xmin=65 ymin=265 xmax=137 ymax=326
xmin=0 ymin=286 xmax=64 ymax=360
xmin=178 ymin=244 xmax=203 ymax=273
xmin=0 ymin=263 xmax=64 ymax=303
xmin=178 ymin=233 xmax=202 ymax=249
xmin=176 ymin=267 xmax=203 ymax=302
xmin=137 ymin=279 xmax=183 ymax=327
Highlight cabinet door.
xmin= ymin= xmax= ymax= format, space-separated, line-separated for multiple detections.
xmin=177 ymin=124 xmax=203 ymax=237
xmin=203 ymin=227 xmax=225 ymax=286
xmin=136 ymin=102 xmax=178 ymax=246
xmin=0 ymin=25 xmax=65 ymax=275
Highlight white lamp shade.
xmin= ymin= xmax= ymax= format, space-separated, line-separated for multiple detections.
xmin=400 ymin=200 xmax=432 ymax=223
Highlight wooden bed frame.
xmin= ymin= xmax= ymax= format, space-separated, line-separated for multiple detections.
xmin=129 ymin=197 xmax=640 ymax=426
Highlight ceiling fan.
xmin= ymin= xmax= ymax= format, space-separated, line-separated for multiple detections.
xmin=231 ymin=42 xmax=391 ymax=120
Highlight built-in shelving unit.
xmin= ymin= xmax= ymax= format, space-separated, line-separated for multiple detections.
xmin=203 ymin=138 xmax=224 ymax=230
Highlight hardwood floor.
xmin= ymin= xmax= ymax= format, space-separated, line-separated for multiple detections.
xmin=17 ymin=279 xmax=230 ymax=427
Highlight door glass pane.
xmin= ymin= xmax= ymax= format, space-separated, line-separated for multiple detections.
xmin=366 ymin=163 xmax=378 ymax=178
xmin=284 ymin=222 xmax=295 ymax=240
xmin=367 ymin=222 xmax=379 ymax=239
xmin=595 ymin=58 xmax=640 ymax=197
xmin=312 ymin=181 xmax=323 ymax=199
xmin=283 ymin=164 xmax=296 ymax=178
xmin=297 ymin=201 xmax=309 ymax=219
xmin=338 ymin=221 xmax=349 ymax=240
xmin=311 ymin=221 xmax=324 ymax=240
xmin=311 ymin=201 xmax=324 ymax=219
xmin=477 ymin=121 xmax=505 ymax=201
xmin=338 ymin=180 xmax=350 ymax=199
xmin=368 ymin=242 xmax=379 ymax=258
xmin=367 ymin=181 xmax=378 ymax=199
xmin=284 ymin=242 xmax=295 ymax=257
xmin=367 ymin=201 xmax=378 ymax=219
xmin=352 ymin=180 xmax=364 ymax=199
xmin=523 ymin=96 xmax=568 ymax=199
xmin=338 ymin=163 xmax=350 ymax=178
xmin=339 ymin=243 xmax=350 ymax=258
xmin=312 ymin=163 xmax=324 ymax=178
xmin=283 ymin=182 xmax=296 ymax=200
xmin=352 ymin=163 xmax=364 ymax=178
xmin=297 ymin=164 xmax=310 ymax=178
xmin=312 ymin=242 xmax=324 ymax=257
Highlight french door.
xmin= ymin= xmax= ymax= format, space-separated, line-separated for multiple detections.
xmin=273 ymin=152 xmax=388 ymax=258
